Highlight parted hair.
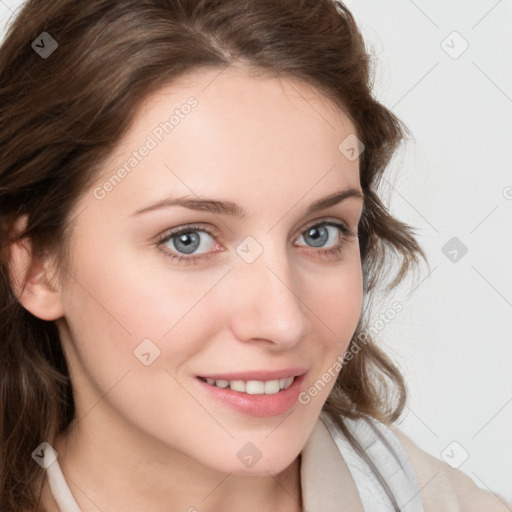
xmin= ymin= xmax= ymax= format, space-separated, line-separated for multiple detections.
xmin=0 ymin=0 xmax=428 ymax=510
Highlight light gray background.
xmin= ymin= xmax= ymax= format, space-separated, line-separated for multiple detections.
xmin=341 ymin=0 xmax=512 ymax=504
xmin=1 ymin=0 xmax=511 ymax=504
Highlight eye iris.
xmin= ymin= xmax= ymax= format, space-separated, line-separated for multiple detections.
xmin=305 ymin=226 xmax=328 ymax=247
xmin=173 ymin=232 xmax=200 ymax=254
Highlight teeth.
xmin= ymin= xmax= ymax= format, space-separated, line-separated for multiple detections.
xmin=202 ymin=376 xmax=296 ymax=394
xmin=230 ymin=380 xmax=246 ymax=392
xmin=264 ymin=380 xmax=280 ymax=394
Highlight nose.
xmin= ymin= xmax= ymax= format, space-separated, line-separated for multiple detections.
xmin=228 ymin=243 xmax=313 ymax=349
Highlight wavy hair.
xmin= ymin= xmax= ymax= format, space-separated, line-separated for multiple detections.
xmin=0 ymin=0 xmax=428 ymax=509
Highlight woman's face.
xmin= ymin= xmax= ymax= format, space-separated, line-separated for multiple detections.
xmin=55 ymin=65 xmax=364 ymax=476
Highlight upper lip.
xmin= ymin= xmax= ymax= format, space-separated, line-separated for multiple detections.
xmin=197 ymin=367 xmax=308 ymax=381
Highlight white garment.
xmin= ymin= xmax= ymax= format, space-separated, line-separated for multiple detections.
xmin=320 ymin=412 xmax=425 ymax=511
xmin=44 ymin=411 xmax=425 ymax=511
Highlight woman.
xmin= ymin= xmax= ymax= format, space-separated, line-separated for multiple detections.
xmin=0 ymin=1 xmax=508 ymax=511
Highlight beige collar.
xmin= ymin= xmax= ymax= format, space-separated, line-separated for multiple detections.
xmin=300 ymin=414 xmax=365 ymax=512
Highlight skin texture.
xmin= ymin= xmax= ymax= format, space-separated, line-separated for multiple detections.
xmin=12 ymin=64 xmax=364 ymax=512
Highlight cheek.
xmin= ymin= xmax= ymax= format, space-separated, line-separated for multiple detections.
xmin=315 ymin=257 xmax=363 ymax=343
xmin=58 ymin=247 xmax=219 ymax=438
xmin=59 ymin=239 xmax=232 ymax=381
xmin=301 ymin=257 xmax=362 ymax=391
xmin=291 ymin=278 xmax=362 ymax=435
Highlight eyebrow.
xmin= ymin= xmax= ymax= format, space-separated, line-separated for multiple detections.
xmin=130 ymin=187 xmax=364 ymax=218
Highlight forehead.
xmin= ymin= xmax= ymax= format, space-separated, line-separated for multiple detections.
xmin=88 ymin=65 xmax=361 ymax=210
xmin=106 ymin=63 xmax=355 ymax=153
xmin=136 ymin=63 xmax=353 ymax=128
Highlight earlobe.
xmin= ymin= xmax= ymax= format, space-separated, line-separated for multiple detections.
xmin=8 ymin=217 xmax=65 ymax=321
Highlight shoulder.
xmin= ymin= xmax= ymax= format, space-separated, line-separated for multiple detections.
xmin=387 ymin=422 xmax=511 ymax=512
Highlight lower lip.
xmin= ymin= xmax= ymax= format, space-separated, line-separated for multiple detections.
xmin=195 ymin=373 xmax=306 ymax=418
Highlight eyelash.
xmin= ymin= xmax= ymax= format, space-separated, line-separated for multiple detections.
xmin=155 ymin=220 xmax=359 ymax=265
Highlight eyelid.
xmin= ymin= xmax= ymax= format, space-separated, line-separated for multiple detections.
xmin=296 ymin=216 xmax=357 ymax=239
xmin=156 ymin=223 xmax=219 ymax=241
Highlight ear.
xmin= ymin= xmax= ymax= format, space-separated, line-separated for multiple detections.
xmin=8 ymin=215 xmax=65 ymax=321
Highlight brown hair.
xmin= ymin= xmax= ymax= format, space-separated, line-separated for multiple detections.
xmin=0 ymin=0 xmax=428 ymax=509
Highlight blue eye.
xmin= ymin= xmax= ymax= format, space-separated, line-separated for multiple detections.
xmin=156 ymin=220 xmax=358 ymax=265
xmin=296 ymin=223 xmax=343 ymax=249
xmin=159 ymin=225 xmax=217 ymax=260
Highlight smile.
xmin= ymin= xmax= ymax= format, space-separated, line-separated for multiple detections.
xmin=197 ymin=376 xmax=295 ymax=395
xmin=195 ymin=369 xmax=307 ymax=417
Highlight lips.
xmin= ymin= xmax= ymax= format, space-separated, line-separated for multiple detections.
xmin=195 ymin=370 xmax=307 ymax=417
